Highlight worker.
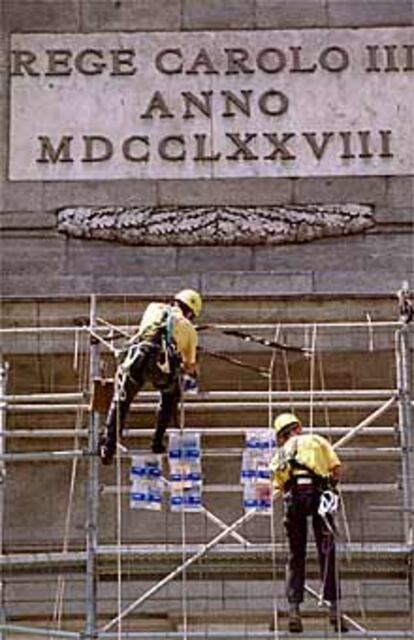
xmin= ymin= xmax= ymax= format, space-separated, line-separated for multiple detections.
xmin=99 ymin=289 xmax=201 ymax=464
xmin=270 ymin=412 xmax=348 ymax=633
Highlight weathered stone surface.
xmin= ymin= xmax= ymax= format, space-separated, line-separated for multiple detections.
xmin=314 ymin=269 xmax=413 ymax=293
xmin=93 ymin=274 xmax=200 ymax=295
xmin=294 ymin=177 xmax=387 ymax=206
xmin=2 ymin=182 xmax=45 ymax=212
xmin=81 ymin=0 xmax=181 ymax=32
xmin=3 ymin=0 xmax=80 ymax=32
xmin=1 ymin=275 xmax=94 ymax=297
xmin=0 ymin=211 xmax=55 ymax=229
xmin=65 ymin=241 xmax=177 ymax=275
xmin=44 ymin=180 xmax=158 ymax=209
xmin=177 ymin=246 xmax=253 ymax=272
xmin=256 ymin=0 xmax=328 ymax=29
xmin=182 ymin=0 xmax=255 ymax=30
xmin=202 ymin=271 xmax=313 ymax=295
xmin=157 ymin=178 xmax=293 ymax=206
xmin=385 ymin=176 xmax=414 ymax=209
xmin=327 ymin=0 xmax=413 ymax=27
xmin=254 ymin=232 xmax=414 ymax=272
xmin=56 ymin=204 xmax=374 ymax=246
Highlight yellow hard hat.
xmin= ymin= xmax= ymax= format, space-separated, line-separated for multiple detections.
xmin=174 ymin=289 xmax=202 ymax=317
xmin=273 ymin=412 xmax=301 ymax=435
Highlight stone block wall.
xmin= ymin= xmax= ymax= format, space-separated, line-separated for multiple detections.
xmin=1 ymin=0 xmax=413 ymax=300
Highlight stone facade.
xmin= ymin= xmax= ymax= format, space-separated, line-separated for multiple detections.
xmin=1 ymin=1 xmax=413 ymax=636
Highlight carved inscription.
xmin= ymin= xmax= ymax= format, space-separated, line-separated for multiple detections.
xmin=9 ymin=28 xmax=414 ymax=179
xmin=56 ymin=204 xmax=375 ymax=246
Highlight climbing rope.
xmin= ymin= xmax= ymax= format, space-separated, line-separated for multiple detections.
xmin=179 ymin=374 xmax=188 ymax=640
xmin=308 ymin=324 xmax=317 ymax=434
xmin=268 ymin=325 xmax=281 ymax=640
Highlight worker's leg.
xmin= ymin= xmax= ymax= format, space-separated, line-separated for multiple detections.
xmin=151 ymin=378 xmax=181 ymax=453
xmin=284 ymin=493 xmax=308 ymax=604
xmin=313 ymin=510 xmax=338 ymax=602
xmin=100 ymin=345 xmax=148 ymax=464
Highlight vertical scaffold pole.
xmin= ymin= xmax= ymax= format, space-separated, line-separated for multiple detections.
xmin=395 ymin=320 xmax=414 ymax=634
xmin=0 ymin=360 xmax=8 ymax=638
xmin=395 ymin=324 xmax=414 ymax=542
xmin=85 ymin=295 xmax=100 ymax=638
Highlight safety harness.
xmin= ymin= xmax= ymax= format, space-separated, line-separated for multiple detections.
xmin=279 ymin=437 xmax=339 ymax=520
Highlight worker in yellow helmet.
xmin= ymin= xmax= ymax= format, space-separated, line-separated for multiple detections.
xmin=99 ymin=289 xmax=202 ymax=463
xmin=270 ymin=413 xmax=348 ymax=634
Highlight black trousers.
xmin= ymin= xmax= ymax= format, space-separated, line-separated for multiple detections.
xmin=102 ymin=341 xmax=181 ymax=454
xmin=284 ymin=487 xmax=339 ymax=604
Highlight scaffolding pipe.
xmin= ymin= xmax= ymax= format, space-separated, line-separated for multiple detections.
xmin=1 ymin=541 xmax=410 ymax=571
xmin=0 ymin=623 xmax=79 ymax=638
xmin=5 ymin=400 xmax=404 ymax=413
xmin=0 ymin=320 xmax=403 ymax=335
xmin=333 ymin=396 xmax=397 ymax=449
xmin=0 ymin=624 xmax=413 ymax=640
xmin=0 ymin=426 xmax=397 ymax=439
xmin=85 ymin=295 xmax=99 ymax=639
xmin=395 ymin=325 xmax=414 ymax=638
xmin=101 ymin=510 xmax=256 ymax=632
xmin=2 ymin=389 xmax=397 ymax=403
xmin=0 ymin=450 xmax=400 ymax=464
xmin=395 ymin=327 xmax=414 ymax=543
xmin=0 ymin=361 xmax=8 ymax=638
xmin=304 ymin=583 xmax=366 ymax=632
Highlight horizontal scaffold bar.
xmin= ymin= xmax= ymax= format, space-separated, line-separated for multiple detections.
xmin=1 ymin=389 xmax=397 ymax=403
xmin=0 ymin=321 xmax=404 ymax=336
xmin=0 ymin=450 xmax=401 ymax=463
xmin=0 ymin=626 xmax=412 ymax=639
xmin=4 ymin=400 xmax=403 ymax=412
xmin=0 ymin=426 xmax=397 ymax=439
xmin=1 ymin=543 xmax=411 ymax=571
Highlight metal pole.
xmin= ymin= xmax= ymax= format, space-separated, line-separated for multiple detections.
xmin=395 ymin=327 xmax=414 ymax=543
xmin=0 ymin=623 xmax=80 ymax=638
xmin=7 ymin=400 xmax=406 ymax=413
xmin=0 ymin=360 xmax=8 ymax=638
xmin=85 ymin=295 xmax=100 ymax=639
xmin=101 ymin=510 xmax=256 ymax=632
xmin=395 ymin=324 xmax=414 ymax=636
xmin=333 ymin=395 xmax=397 ymax=449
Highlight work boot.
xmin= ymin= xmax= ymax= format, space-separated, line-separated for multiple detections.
xmin=288 ymin=604 xmax=303 ymax=633
xmin=329 ymin=605 xmax=349 ymax=633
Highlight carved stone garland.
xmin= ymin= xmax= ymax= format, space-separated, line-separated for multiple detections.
xmin=56 ymin=204 xmax=374 ymax=246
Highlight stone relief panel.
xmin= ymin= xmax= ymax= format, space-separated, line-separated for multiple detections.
xmin=56 ymin=204 xmax=374 ymax=246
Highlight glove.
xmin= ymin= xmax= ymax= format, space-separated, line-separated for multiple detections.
xmin=182 ymin=374 xmax=198 ymax=393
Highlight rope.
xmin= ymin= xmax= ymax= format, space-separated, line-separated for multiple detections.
xmin=115 ymin=371 xmax=123 ymax=640
xmin=308 ymin=324 xmax=317 ymax=434
xmin=268 ymin=325 xmax=281 ymax=640
xmin=179 ymin=375 xmax=188 ymax=640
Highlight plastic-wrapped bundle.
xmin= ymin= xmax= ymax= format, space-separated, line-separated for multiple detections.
xmin=130 ymin=454 xmax=163 ymax=511
xmin=241 ymin=430 xmax=275 ymax=514
xmin=168 ymin=432 xmax=202 ymax=512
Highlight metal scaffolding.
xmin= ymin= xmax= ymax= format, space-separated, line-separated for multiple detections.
xmin=0 ymin=295 xmax=413 ymax=638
